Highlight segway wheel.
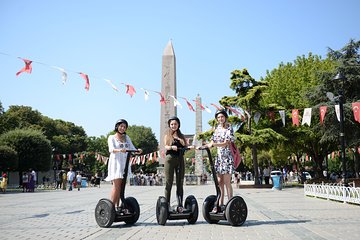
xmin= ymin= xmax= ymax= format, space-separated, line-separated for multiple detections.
xmin=202 ymin=195 xmax=220 ymax=224
xmin=123 ymin=197 xmax=140 ymax=224
xmin=156 ymin=196 xmax=168 ymax=225
xmin=225 ymin=196 xmax=247 ymax=226
xmin=95 ymin=198 xmax=115 ymax=228
xmin=185 ymin=195 xmax=198 ymax=224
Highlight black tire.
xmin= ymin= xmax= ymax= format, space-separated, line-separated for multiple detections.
xmin=156 ymin=196 xmax=168 ymax=225
xmin=202 ymin=195 xmax=219 ymax=224
xmin=95 ymin=198 xmax=115 ymax=228
xmin=123 ymin=197 xmax=140 ymax=224
xmin=185 ymin=195 xmax=198 ymax=224
xmin=225 ymin=196 xmax=247 ymax=226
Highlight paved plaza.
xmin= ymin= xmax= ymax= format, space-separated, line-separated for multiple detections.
xmin=0 ymin=182 xmax=359 ymax=240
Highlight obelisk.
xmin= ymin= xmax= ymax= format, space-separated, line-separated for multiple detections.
xmin=159 ymin=40 xmax=177 ymax=165
xmin=194 ymin=94 xmax=204 ymax=181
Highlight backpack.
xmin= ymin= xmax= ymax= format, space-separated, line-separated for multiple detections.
xmin=230 ymin=142 xmax=241 ymax=169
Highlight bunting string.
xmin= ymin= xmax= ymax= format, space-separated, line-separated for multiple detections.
xmin=2 ymin=51 xmax=360 ymax=126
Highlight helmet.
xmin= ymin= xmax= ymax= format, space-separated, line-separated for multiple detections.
xmin=215 ymin=109 xmax=228 ymax=119
xmin=114 ymin=119 xmax=128 ymax=132
xmin=168 ymin=116 xmax=180 ymax=128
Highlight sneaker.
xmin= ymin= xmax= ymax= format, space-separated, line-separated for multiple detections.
xmin=220 ymin=205 xmax=226 ymax=212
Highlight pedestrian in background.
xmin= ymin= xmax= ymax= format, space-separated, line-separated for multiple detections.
xmin=22 ymin=172 xmax=29 ymax=192
xmin=76 ymin=172 xmax=82 ymax=191
xmin=67 ymin=168 xmax=75 ymax=191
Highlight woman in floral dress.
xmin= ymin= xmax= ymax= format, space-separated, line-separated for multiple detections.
xmin=206 ymin=109 xmax=235 ymax=213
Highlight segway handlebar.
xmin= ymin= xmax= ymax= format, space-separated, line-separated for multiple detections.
xmin=125 ymin=149 xmax=141 ymax=154
xmin=197 ymin=146 xmax=209 ymax=150
xmin=177 ymin=146 xmax=192 ymax=155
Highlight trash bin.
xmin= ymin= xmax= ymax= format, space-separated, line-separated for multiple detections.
xmin=270 ymin=170 xmax=283 ymax=190
xmin=81 ymin=177 xmax=87 ymax=188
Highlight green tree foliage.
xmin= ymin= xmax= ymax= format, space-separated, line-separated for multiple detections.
xmin=0 ymin=105 xmax=43 ymax=134
xmin=220 ymin=69 xmax=286 ymax=184
xmin=0 ymin=105 xmax=88 ymax=158
xmin=262 ymin=53 xmax=337 ymax=176
xmin=126 ymin=125 xmax=159 ymax=173
xmin=0 ymin=145 xmax=18 ymax=171
xmin=86 ymin=135 xmax=109 ymax=175
xmin=0 ymin=129 xmax=52 ymax=172
xmin=313 ymin=39 xmax=360 ymax=177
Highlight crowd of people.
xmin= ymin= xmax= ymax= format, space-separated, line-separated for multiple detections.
xmin=131 ymin=172 xmax=162 ymax=186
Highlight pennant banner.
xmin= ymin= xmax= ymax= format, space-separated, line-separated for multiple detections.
xmin=16 ymin=58 xmax=33 ymax=76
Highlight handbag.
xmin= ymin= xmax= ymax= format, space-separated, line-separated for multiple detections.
xmin=230 ymin=142 xmax=241 ymax=169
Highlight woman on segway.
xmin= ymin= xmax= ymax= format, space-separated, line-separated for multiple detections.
xmin=105 ymin=119 xmax=142 ymax=212
xmin=206 ymin=109 xmax=235 ymax=213
xmin=164 ymin=116 xmax=192 ymax=212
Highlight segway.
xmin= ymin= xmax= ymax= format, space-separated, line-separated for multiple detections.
xmin=156 ymin=147 xmax=199 ymax=225
xmin=199 ymin=146 xmax=247 ymax=226
xmin=95 ymin=149 xmax=140 ymax=228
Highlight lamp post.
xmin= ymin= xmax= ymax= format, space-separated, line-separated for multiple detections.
xmin=333 ymin=72 xmax=347 ymax=184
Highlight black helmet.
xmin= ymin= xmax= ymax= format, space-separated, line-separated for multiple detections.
xmin=215 ymin=109 xmax=228 ymax=119
xmin=114 ymin=119 xmax=128 ymax=132
xmin=168 ymin=116 xmax=180 ymax=128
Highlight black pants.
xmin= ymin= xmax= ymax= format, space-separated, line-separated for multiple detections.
xmin=164 ymin=154 xmax=184 ymax=207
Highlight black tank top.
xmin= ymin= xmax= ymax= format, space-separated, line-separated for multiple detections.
xmin=166 ymin=138 xmax=184 ymax=156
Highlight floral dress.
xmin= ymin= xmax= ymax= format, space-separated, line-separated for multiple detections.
xmin=211 ymin=124 xmax=235 ymax=174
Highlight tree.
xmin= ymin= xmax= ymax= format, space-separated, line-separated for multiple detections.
xmin=0 ymin=129 xmax=52 ymax=184
xmin=314 ymin=39 xmax=360 ymax=178
xmin=0 ymin=105 xmax=88 ymax=156
xmin=199 ymin=69 xmax=286 ymax=185
xmin=220 ymin=69 xmax=286 ymax=184
xmin=126 ymin=125 xmax=159 ymax=173
xmin=262 ymin=53 xmax=336 ymax=177
xmin=0 ymin=105 xmax=43 ymax=134
xmin=0 ymin=145 xmax=18 ymax=171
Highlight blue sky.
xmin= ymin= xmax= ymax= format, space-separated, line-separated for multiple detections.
xmin=1 ymin=0 xmax=359 ymax=143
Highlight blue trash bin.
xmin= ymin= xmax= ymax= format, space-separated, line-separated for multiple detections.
xmin=81 ymin=177 xmax=87 ymax=188
xmin=271 ymin=171 xmax=283 ymax=190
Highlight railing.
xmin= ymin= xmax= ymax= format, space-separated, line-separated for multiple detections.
xmin=304 ymin=183 xmax=360 ymax=205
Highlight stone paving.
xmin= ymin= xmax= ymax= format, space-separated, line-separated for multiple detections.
xmin=0 ymin=182 xmax=359 ymax=240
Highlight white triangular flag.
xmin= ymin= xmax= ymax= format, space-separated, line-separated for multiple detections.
xmin=52 ymin=66 xmax=68 ymax=84
xmin=301 ymin=108 xmax=312 ymax=126
xmin=169 ymin=95 xmax=182 ymax=108
xmin=140 ymin=88 xmax=149 ymax=101
xmin=335 ymin=105 xmax=340 ymax=122
xmin=104 ymin=79 xmax=119 ymax=92
xmin=254 ymin=112 xmax=261 ymax=125
xmin=279 ymin=110 xmax=285 ymax=126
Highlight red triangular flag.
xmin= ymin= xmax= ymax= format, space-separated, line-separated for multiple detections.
xmin=181 ymin=97 xmax=195 ymax=112
xmin=292 ymin=109 xmax=299 ymax=126
xmin=79 ymin=72 xmax=90 ymax=91
xmin=320 ymin=106 xmax=327 ymax=125
xmin=210 ymin=103 xmax=222 ymax=110
xmin=352 ymin=102 xmax=360 ymax=123
xmin=126 ymin=84 xmax=136 ymax=97
xmin=154 ymin=91 xmax=166 ymax=105
xmin=193 ymin=99 xmax=205 ymax=110
xmin=16 ymin=58 xmax=33 ymax=76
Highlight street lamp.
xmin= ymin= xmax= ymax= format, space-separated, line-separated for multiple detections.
xmin=333 ymin=72 xmax=347 ymax=184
